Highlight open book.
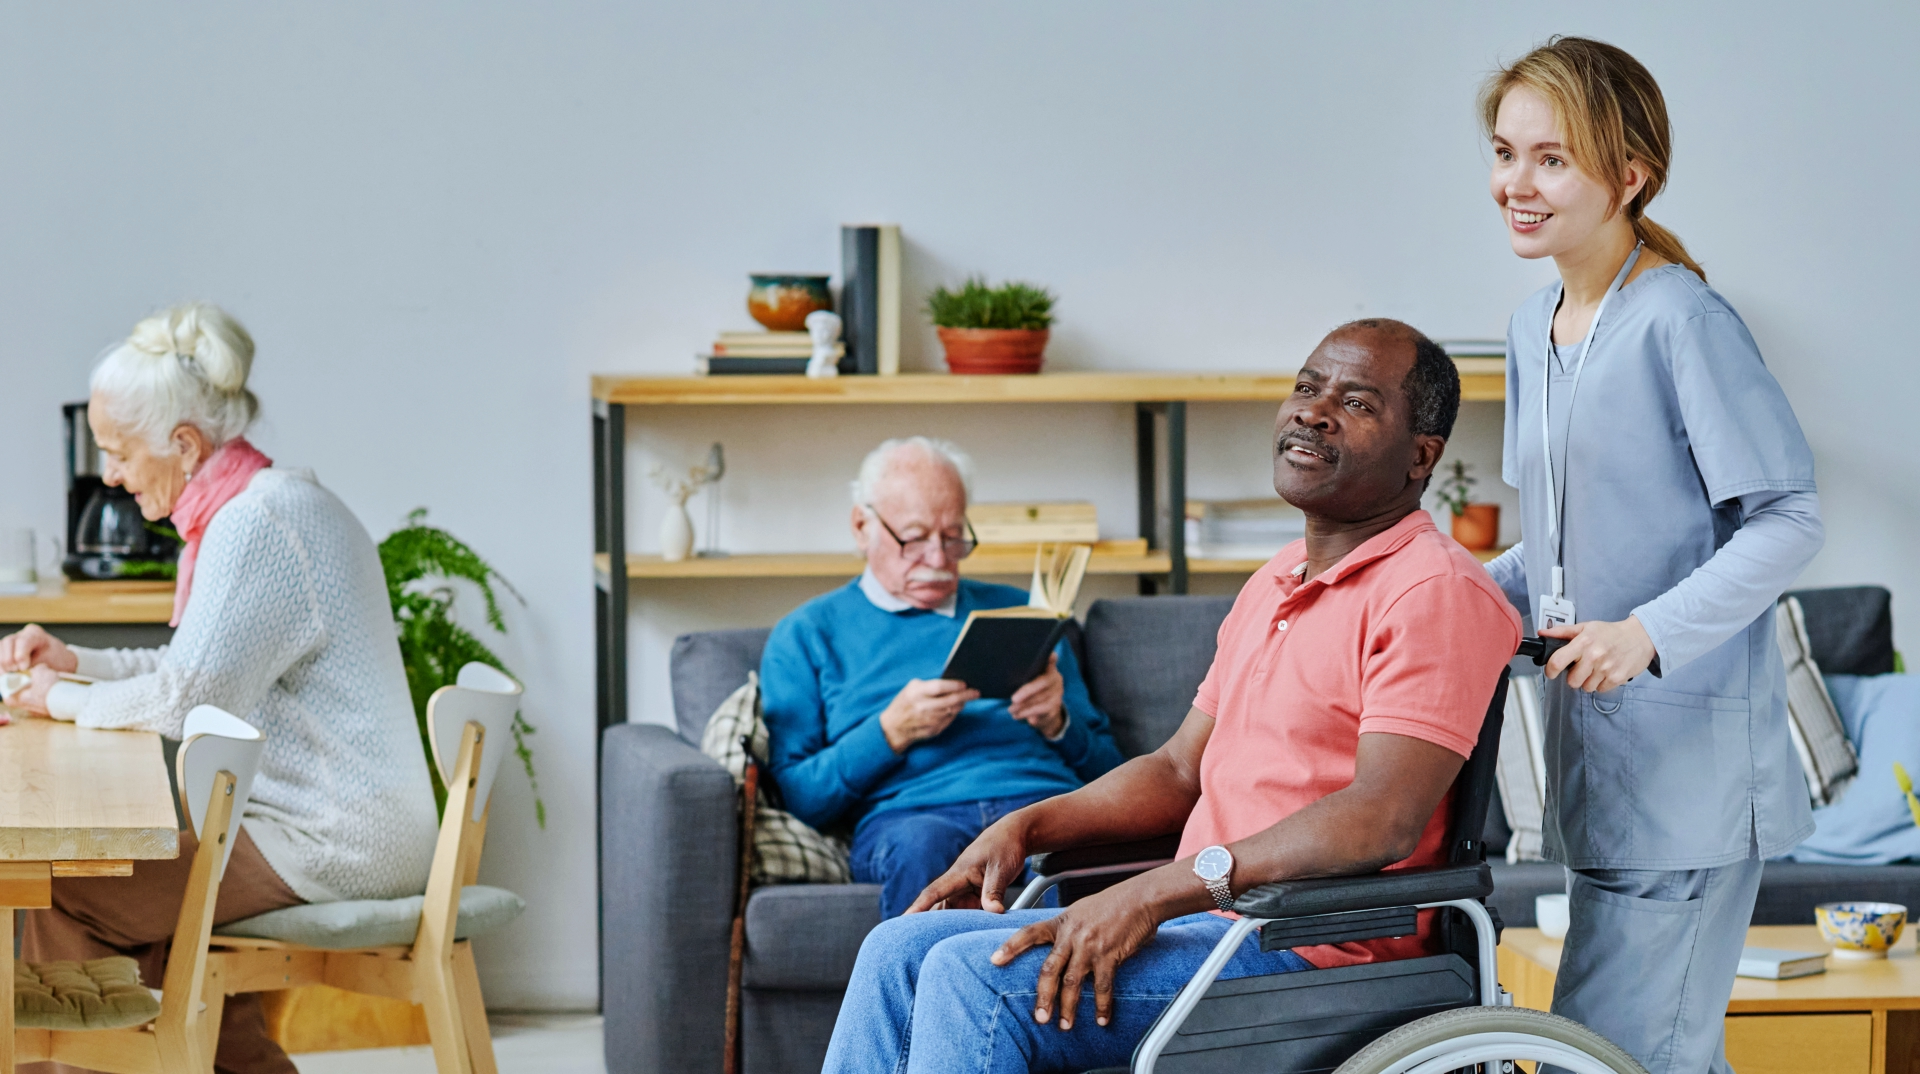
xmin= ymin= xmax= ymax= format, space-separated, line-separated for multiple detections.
xmin=939 ymin=544 xmax=1092 ymax=699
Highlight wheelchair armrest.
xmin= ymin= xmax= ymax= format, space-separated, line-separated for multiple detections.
xmin=1030 ymin=834 xmax=1183 ymax=877
xmin=1231 ymin=861 xmax=1493 ymax=919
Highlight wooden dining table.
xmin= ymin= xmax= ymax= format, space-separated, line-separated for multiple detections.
xmin=0 ymin=712 xmax=180 ymax=1073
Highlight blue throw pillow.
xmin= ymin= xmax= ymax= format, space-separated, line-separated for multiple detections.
xmin=1789 ymin=674 xmax=1920 ymax=865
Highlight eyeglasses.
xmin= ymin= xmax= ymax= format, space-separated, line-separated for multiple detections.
xmin=863 ymin=506 xmax=978 ymax=561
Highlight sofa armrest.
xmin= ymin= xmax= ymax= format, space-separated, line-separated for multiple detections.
xmin=1030 ymin=834 xmax=1183 ymax=876
xmin=1233 ymin=862 xmax=1494 ymax=920
xmin=601 ymin=723 xmax=739 ymax=1074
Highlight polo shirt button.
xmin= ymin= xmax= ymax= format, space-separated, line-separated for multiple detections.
xmin=1276 ymin=620 xmax=1288 ymax=631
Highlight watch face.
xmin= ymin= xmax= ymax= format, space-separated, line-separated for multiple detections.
xmin=1194 ymin=845 xmax=1232 ymax=882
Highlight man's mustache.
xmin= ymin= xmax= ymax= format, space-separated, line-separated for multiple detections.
xmin=908 ymin=568 xmax=957 ymax=583
xmin=1277 ymin=429 xmax=1339 ymax=464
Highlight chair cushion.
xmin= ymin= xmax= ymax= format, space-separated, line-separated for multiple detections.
xmin=742 ymin=884 xmax=881 ymax=990
xmin=219 ymin=885 xmax=526 ymax=949
xmin=671 ymin=628 xmax=772 ymax=744
xmin=1787 ymin=586 xmax=1896 ymax=677
xmin=1081 ymin=597 xmax=1233 ymax=758
xmin=14 ymin=957 xmax=160 ymax=1030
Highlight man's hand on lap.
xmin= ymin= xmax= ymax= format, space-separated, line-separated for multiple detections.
xmin=1010 ymin=654 xmax=1066 ymax=738
xmin=991 ymin=869 xmax=1194 ymax=1031
xmin=906 ymin=813 xmax=1033 ymax=914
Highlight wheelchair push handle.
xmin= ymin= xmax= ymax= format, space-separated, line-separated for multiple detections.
xmin=1517 ymin=635 xmax=1567 ymax=666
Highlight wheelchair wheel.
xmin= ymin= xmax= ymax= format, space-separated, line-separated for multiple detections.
xmin=1333 ymin=1006 xmax=1647 ymax=1074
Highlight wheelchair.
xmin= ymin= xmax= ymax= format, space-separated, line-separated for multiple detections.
xmin=1010 ymin=637 xmax=1648 ymax=1074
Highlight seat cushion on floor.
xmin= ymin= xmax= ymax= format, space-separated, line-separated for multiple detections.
xmin=219 ymin=884 xmax=526 ymax=949
xmin=14 ymin=957 xmax=160 ymax=1030
xmin=742 ymin=884 xmax=881 ymax=990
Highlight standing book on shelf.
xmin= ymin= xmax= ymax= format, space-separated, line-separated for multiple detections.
xmin=939 ymin=544 xmax=1091 ymax=698
xmin=840 ymin=224 xmax=900 ymax=375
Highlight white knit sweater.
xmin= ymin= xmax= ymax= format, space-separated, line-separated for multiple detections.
xmin=70 ymin=469 xmax=439 ymax=904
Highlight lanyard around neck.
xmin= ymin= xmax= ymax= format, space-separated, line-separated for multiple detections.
xmin=1542 ymin=243 xmax=1641 ymax=598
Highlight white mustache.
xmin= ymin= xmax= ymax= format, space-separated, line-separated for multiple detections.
xmin=908 ymin=568 xmax=956 ymax=583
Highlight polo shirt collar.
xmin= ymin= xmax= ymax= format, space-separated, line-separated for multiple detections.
xmin=859 ymin=567 xmax=958 ymax=618
xmin=1279 ymin=509 xmax=1438 ymax=591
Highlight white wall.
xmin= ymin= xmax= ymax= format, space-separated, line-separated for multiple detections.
xmin=1 ymin=1 xmax=1912 ymax=1009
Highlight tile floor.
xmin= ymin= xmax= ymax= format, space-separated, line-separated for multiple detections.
xmin=290 ymin=1013 xmax=605 ymax=1074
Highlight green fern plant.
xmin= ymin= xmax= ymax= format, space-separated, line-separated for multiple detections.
xmin=379 ymin=509 xmax=544 ymax=827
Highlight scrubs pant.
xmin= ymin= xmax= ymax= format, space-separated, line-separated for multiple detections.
xmin=1548 ymin=859 xmax=1765 ymax=1074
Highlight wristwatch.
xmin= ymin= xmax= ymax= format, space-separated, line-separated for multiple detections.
xmin=1193 ymin=845 xmax=1235 ymax=911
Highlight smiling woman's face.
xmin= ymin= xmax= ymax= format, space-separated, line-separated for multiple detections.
xmin=1488 ymin=86 xmax=1635 ymax=261
xmin=88 ymin=394 xmax=203 ymax=520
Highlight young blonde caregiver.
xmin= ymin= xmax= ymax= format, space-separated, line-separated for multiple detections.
xmin=1480 ymin=38 xmax=1823 ymax=1074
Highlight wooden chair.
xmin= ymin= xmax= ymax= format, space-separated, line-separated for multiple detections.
xmin=210 ymin=664 xmax=525 ymax=1074
xmin=14 ymin=706 xmax=265 ymax=1074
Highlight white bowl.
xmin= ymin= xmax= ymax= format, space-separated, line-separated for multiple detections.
xmin=1537 ymin=893 xmax=1570 ymax=940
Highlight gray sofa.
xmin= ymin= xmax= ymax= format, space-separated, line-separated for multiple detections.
xmin=601 ymin=587 xmax=1911 ymax=1074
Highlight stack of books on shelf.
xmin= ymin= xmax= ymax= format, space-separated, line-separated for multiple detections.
xmin=968 ymin=502 xmax=1100 ymax=548
xmin=1184 ymin=499 xmax=1307 ymax=560
xmin=698 ymin=331 xmax=844 ymax=376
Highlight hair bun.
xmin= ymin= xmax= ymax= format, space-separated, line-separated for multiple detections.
xmin=127 ymin=302 xmax=255 ymax=394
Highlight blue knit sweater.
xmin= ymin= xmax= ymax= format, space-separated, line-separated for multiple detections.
xmin=760 ymin=578 xmax=1123 ymax=832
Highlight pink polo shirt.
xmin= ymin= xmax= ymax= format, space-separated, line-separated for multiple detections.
xmin=1177 ymin=510 xmax=1521 ymax=968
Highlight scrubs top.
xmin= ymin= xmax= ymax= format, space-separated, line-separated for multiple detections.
xmin=1496 ymin=265 xmax=1819 ymax=870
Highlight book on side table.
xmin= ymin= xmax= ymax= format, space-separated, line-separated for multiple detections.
xmin=940 ymin=544 xmax=1091 ymax=699
xmin=1736 ymin=947 xmax=1828 ymax=980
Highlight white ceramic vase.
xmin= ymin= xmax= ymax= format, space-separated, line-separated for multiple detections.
xmin=660 ymin=501 xmax=695 ymax=562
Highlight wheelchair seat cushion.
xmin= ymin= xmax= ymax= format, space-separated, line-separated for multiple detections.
xmin=218 ymin=884 xmax=526 ymax=949
xmin=14 ymin=957 xmax=161 ymax=1030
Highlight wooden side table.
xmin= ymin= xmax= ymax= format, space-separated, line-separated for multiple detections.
xmin=0 ymin=716 xmax=178 ymax=1073
xmin=1500 ymin=924 xmax=1920 ymax=1074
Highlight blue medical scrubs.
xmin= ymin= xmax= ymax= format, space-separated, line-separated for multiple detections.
xmin=1486 ymin=255 xmax=1824 ymax=1074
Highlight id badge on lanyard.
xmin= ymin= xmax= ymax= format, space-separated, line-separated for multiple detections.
xmin=1540 ymin=244 xmax=1641 ymax=630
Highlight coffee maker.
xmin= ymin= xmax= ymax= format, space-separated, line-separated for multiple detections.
xmin=62 ymin=402 xmax=181 ymax=580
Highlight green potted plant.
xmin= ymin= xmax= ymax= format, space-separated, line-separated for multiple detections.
xmin=379 ymin=510 xmax=544 ymax=826
xmin=925 ymin=276 xmax=1055 ymax=374
xmin=1435 ymin=460 xmax=1500 ymax=552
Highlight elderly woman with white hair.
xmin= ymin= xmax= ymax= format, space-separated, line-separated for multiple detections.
xmin=0 ymin=303 xmax=438 ymax=1074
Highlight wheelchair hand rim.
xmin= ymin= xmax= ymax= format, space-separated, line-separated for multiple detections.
xmin=1367 ymin=1031 xmax=1632 ymax=1074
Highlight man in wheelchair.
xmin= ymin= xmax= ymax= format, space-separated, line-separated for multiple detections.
xmin=821 ymin=319 xmax=1526 ymax=1074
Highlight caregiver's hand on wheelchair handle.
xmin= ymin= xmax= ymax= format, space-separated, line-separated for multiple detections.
xmin=905 ymin=812 xmax=1034 ymax=914
xmin=1541 ymin=615 xmax=1656 ymax=693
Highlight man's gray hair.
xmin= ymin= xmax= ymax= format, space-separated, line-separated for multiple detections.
xmin=850 ymin=437 xmax=974 ymax=507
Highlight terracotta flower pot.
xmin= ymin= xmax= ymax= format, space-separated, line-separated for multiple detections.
xmin=937 ymin=328 xmax=1049 ymax=374
xmin=1450 ymin=503 xmax=1501 ymax=551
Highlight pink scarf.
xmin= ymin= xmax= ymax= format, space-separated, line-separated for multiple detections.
xmin=168 ymin=438 xmax=273 ymax=627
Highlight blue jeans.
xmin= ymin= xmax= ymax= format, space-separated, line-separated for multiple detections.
xmin=823 ymin=908 xmax=1312 ymax=1074
xmin=852 ymin=795 xmax=1053 ymax=919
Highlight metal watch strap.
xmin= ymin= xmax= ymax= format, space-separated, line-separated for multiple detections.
xmin=1204 ymin=875 xmax=1234 ymax=911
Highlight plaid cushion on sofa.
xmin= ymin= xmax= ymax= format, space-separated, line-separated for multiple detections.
xmin=700 ymin=673 xmax=852 ymax=885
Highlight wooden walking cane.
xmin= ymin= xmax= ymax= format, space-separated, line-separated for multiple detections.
xmin=724 ymin=744 xmax=761 ymax=1074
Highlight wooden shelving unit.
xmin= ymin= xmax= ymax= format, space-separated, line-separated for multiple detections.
xmin=590 ymin=364 xmax=1508 ymax=729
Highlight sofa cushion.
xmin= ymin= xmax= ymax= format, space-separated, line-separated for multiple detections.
xmin=1082 ymin=596 xmax=1234 ymax=758
xmin=671 ymin=628 xmax=772 ymax=743
xmin=1787 ymin=586 xmax=1895 ymax=677
xmin=700 ymin=674 xmax=852 ymax=885
xmin=1791 ymin=674 xmax=1920 ymax=865
xmin=742 ymin=884 xmax=881 ymax=990
xmin=219 ymin=885 xmax=525 ymax=949
xmin=1753 ymin=862 xmax=1920 ymax=924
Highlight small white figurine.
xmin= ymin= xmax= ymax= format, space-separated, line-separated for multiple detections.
xmin=805 ymin=310 xmax=843 ymax=379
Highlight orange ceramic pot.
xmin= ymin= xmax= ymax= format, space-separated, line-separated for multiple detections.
xmin=937 ymin=328 xmax=1049 ymax=374
xmin=1451 ymin=503 xmax=1500 ymax=551
xmin=747 ymin=275 xmax=832 ymax=332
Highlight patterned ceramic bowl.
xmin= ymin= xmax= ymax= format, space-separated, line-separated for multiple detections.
xmin=1816 ymin=902 xmax=1906 ymax=959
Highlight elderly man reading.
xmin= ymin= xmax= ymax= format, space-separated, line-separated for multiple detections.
xmin=760 ymin=437 xmax=1124 ymax=920
xmin=820 ymin=321 xmax=1522 ymax=1074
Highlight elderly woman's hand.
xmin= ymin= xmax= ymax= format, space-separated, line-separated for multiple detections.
xmin=3 ymin=666 xmax=62 ymax=718
xmin=0 ymin=625 xmax=77 ymax=674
